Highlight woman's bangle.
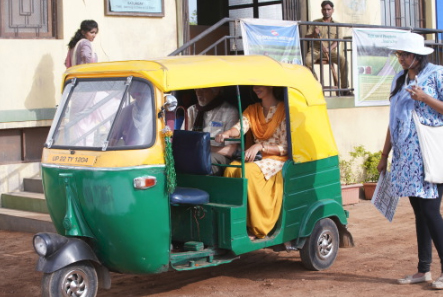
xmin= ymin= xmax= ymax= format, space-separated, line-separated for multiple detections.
xmin=261 ymin=143 xmax=266 ymax=152
xmin=381 ymin=153 xmax=389 ymax=158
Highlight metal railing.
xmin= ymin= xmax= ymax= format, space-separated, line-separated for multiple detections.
xmin=169 ymin=18 xmax=443 ymax=97
xmin=169 ymin=18 xmax=239 ymax=56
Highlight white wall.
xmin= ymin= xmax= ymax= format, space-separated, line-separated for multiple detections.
xmin=0 ymin=0 xmax=178 ymax=114
xmin=328 ymin=105 xmax=390 ymax=160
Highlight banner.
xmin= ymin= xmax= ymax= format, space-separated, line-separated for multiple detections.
xmin=352 ymin=28 xmax=408 ymax=106
xmin=240 ymin=18 xmax=302 ymax=65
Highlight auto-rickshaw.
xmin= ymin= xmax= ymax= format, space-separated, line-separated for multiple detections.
xmin=33 ymin=55 xmax=353 ymax=297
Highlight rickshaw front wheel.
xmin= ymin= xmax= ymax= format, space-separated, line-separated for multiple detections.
xmin=41 ymin=261 xmax=98 ymax=297
xmin=300 ymin=218 xmax=339 ymax=271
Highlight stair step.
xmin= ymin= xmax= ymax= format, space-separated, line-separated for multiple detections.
xmin=0 ymin=208 xmax=55 ymax=233
xmin=23 ymin=177 xmax=44 ymax=193
xmin=1 ymin=192 xmax=48 ymax=214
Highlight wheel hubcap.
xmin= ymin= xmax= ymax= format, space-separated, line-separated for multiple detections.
xmin=61 ymin=269 xmax=89 ymax=297
xmin=316 ymin=230 xmax=334 ymax=259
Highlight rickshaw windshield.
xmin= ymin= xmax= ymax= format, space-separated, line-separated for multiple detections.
xmin=48 ymin=78 xmax=155 ymax=150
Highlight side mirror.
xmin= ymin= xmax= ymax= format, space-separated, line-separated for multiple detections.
xmin=164 ymin=94 xmax=178 ymax=111
xmin=158 ymin=94 xmax=178 ymax=119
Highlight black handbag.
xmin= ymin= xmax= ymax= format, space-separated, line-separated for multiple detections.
xmin=232 ymin=149 xmax=262 ymax=161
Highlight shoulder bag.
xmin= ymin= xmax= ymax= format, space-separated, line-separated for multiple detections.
xmin=412 ymin=110 xmax=443 ymax=183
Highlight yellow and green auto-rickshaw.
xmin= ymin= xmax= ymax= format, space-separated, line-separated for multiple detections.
xmin=33 ymin=55 xmax=353 ymax=297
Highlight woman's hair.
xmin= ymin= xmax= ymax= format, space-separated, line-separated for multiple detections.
xmin=68 ymin=20 xmax=99 ymax=49
xmin=390 ymin=53 xmax=429 ymax=98
xmin=250 ymin=86 xmax=285 ymax=102
xmin=272 ymin=87 xmax=285 ymax=101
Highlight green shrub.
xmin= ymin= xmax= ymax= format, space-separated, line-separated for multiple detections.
xmin=339 ymin=145 xmax=384 ymax=184
xmin=339 ymin=158 xmax=356 ymax=185
xmin=350 ymin=145 xmax=382 ymax=183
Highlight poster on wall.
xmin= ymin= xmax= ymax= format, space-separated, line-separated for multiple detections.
xmin=106 ymin=0 xmax=164 ymax=16
xmin=240 ymin=18 xmax=302 ymax=65
xmin=352 ymin=28 xmax=408 ymax=106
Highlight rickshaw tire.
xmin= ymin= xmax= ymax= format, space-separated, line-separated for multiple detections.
xmin=41 ymin=261 xmax=98 ymax=297
xmin=299 ymin=218 xmax=339 ymax=271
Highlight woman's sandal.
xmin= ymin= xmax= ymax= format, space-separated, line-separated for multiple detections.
xmin=432 ymin=276 xmax=443 ymax=289
xmin=397 ymin=272 xmax=432 ymax=285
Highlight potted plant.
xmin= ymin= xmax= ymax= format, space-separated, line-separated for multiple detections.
xmin=350 ymin=145 xmax=382 ymax=200
xmin=339 ymin=156 xmax=362 ymax=205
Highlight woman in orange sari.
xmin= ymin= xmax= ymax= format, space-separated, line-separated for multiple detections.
xmin=215 ymin=86 xmax=288 ymax=240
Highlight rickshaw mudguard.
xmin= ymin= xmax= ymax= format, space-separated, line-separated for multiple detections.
xmin=297 ymin=199 xmax=350 ymax=240
xmin=35 ymin=233 xmax=101 ymax=273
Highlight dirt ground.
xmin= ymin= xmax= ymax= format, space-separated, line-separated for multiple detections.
xmin=2 ymin=199 xmax=443 ymax=297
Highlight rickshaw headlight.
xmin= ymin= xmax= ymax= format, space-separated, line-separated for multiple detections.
xmin=32 ymin=233 xmax=67 ymax=257
xmin=33 ymin=235 xmax=48 ymax=256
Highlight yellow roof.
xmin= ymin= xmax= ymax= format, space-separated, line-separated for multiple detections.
xmin=64 ymin=55 xmax=338 ymax=162
xmin=64 ymin=55 xmax=325 ymax=106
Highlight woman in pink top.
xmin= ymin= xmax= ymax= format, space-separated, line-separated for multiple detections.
xmin=65 ymin=20 xmax=99 ymax=68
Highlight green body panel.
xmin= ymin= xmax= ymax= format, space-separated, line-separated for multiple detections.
xmin=173 ymin=155 xmax=347 ymax=256
xmin=173 ymin=174 xmax=248 ymax=249
xmin=41 ymin=165 xmax=170 ymax=274
xmin=281 ymin=156 xmax=347 ymax=241
xmin=41 ymin=156 xmax=346 ymax=274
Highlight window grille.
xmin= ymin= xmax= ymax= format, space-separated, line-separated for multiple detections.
xmin=380 ymin=0 xmax=424 ymax=28
xmin=0 ymin=0 xmax=57 ymax=38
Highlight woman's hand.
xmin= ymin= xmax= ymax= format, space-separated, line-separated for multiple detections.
xmin=244 ymin=143 xmax=262 ymax=162
xmin=408 ymin=85 xmax=443 ymax=115
xmin=407 ymin=85 xmax=426 ymax=102
xmin=377 ymin=156 xmax=388 ymax=174
xmin=378 ymin=130 xmax=391 ymax=174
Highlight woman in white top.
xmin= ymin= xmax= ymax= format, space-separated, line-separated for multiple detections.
xmin=65 ymin=20 xmax=99 ymax=68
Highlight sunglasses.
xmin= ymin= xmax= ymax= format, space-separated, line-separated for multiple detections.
xmin=394 ymin=51 xmax=411 ymax=59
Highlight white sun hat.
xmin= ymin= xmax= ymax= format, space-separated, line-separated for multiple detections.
xmin=387 ymin=32 xmax=434 ymax=55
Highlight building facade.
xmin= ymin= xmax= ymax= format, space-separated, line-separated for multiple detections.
xmin=0 ymin=0 xmax=180 ymax=193
xmin=0 ymin=0 xmax=438 ymax=193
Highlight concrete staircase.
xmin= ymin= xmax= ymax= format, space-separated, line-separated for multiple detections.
xmin=0 ymin=177 xmax=55 ymax=233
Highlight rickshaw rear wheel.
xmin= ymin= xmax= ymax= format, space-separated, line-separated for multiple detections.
xmin=300 ymin=218 xmax=339 ymax=271
xmin=41 ymin=261 xmax=98 ymax=297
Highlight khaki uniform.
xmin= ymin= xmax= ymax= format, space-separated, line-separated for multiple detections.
xmin=304 ymin=18 xmax=349 ymax=89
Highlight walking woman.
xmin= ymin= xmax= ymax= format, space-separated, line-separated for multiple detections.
xmin=215 ymin=86 xmax=288 ymax=240
xmin=65 ymin=20 xmax=99 ymax=68
xmin=378 ymin=32 xmax=443 ymax=289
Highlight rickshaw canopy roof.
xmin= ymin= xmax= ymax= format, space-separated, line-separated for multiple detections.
xmin=64 ymin=55 xmax=338 ymax=163
xmin=64 ymin=55 xmax=325 ymax=106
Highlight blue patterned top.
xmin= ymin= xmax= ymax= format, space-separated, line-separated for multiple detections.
xmin=389 ymin=63 xmax=443 ymax=198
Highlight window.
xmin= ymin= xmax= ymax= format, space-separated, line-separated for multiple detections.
xmin=49 ymin=78 xmax=155 ymax=150
xmin=228 ymin=0 xmax=283 ymax=51
xmin=228 ymin=0 xmax=283 ymax=20
xmin=0 ymin=127 xmax=49 ymax=164
xmin=380 ymin=0 xmax=425 ymax=28
xmin=0 ymin=0 xmax=57 ymax=38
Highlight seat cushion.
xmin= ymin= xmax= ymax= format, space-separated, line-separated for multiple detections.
xmin=170 ymin=187 xmax=209 ymax=205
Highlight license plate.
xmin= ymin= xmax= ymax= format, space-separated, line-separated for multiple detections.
xmin=47 ymin=153 xmax=97 ymax=166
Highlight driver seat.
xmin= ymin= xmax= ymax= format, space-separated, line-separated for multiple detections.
xmin=170 ymin=130 xmax=211 ymax=205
